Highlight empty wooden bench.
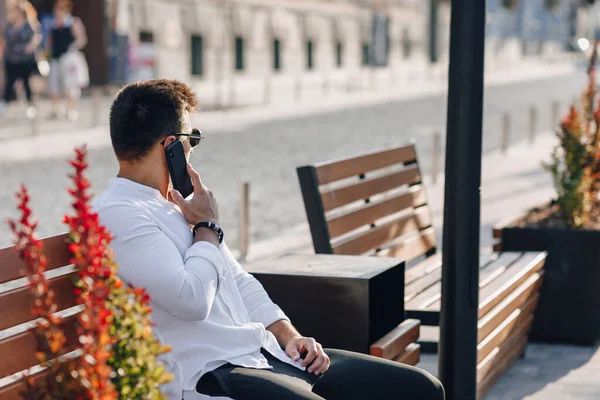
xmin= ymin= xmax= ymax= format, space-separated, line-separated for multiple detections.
xmin=0 ymin=233 xmax=79 ymax=399
xmin=296 ymin=143 xmax=546 ymax=396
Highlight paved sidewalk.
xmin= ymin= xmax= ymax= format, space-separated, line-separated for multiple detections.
xmin=0 ymin=58 xmax=578 ymax=163
xmin=418 ymin=344 xmax=600 ymax=399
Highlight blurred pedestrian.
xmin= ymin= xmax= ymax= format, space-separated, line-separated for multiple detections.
xmin=46 ymin=0 xmax=87 ymax=121
xmin=0 ymin=0 xmax=42 ymax=118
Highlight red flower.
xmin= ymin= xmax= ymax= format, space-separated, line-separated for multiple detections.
xmin=64 ymin=146 xmax=118 ymax=400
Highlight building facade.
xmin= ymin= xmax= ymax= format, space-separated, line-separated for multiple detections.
xmin=106 ymin=0 xmax=586 ymax=108
xmin=0 ymin=0 xmax=586 ymax=104
xmin=109 ymin=0 xmax=431 ymax=108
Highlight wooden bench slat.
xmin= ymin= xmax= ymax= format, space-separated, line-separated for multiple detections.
xmin=421 ymin=252 xmax=524 ymax=312
xmin=478 ymin=331 xmax=527 ymax=380
xmin=404 ymin=254 xmax=495 ymax=303
xmin=477 ymin=295 xmax=537 ymax=363
xmin=0 ymin=314 xmax=80 ymax=378
xmin=321 ymin=166 xmax=421 ymax=211
xmin=327 ymin=188 xmax=428 ymax=238
xmin=376 ymin=228 xmax=436 ymax=262
xmin=405 ymin=254 xmax=442 ymax=285
xmin=478 ymin=253 xmax=546 ymax=318
xmin=406 ymin=252 xmax=522 ymax=312
xmin=332 ymin=207 xmax=431 ymax=256
xmin=0 ymin=234 xmax=70 ymax=285
xmin=0 ymin=271 xmax=77 ymax=331
xmin=0 ymin=370 xmax=46 ymax=400
xmin=404 ymin=265 xmax=445 ymax=303
xmin=477 ymin=334 xmax=528 ymax=397
xmin=370 ymin=319 xmax=420 ymax=360
xmin=393 ymin=343 xmax=420 ymax=366
xmin=0 ymin=352 xmax=81 ymax=400
xmin=477 ymin=271 xmax=544 ymax=342
xmin=315 ymin=144 xmax=417 ymax=185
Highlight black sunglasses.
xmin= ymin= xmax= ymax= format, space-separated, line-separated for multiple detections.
xmin=160 ymin=128 xmax=204 ymax=148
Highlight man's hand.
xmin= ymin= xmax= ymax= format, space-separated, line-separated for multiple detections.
xmin=170 ymin=164 xmax=220 ymax=244
xmin=285 ymin=336 xmax=330 ymax=376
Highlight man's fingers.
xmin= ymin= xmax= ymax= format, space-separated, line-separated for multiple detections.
xmin=287 ymin=345 xmax=301 ymax=362
xmin=301 ymin=344 xmax=319 ymax=367
xmin=187 ymin=163 xmax=203 ymax=192
xmin=315 ymin=355 xmax=330 ymax=375
xmin=170 ymin=189 xmax=184 ymax=206
xmin=307 ymin=355 xmax=325 ymax=374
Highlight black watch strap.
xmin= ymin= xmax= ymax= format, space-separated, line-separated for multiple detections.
xmin=193 ymin=221 xmax=224 ymax=244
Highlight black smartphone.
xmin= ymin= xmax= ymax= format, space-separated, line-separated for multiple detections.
xmin=165 ymin=140 xmax=194 ymax=198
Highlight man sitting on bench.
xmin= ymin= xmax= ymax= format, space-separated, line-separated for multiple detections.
xmin=94 ymin=79 xmax=445 ymax=400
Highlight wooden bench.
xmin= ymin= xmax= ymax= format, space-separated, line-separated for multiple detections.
xmin=0 ymin=233 xmax=421 ymax=400
xmin=0 ymin=233 xmax=79 ymax=399
xmin=296 ymin=143 xmax=547 ymax=396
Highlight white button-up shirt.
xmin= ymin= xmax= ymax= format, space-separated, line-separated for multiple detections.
xmin=93 ymin=178 xmax=303 ymax=400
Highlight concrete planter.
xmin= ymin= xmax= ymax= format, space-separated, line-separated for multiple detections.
xmin=494 ymin=214 xmax=600 ymax=345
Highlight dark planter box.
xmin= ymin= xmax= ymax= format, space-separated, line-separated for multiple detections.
xmin=495 ymin=219 xmax=600 ymax=345
xmin=245 ymin=254 xmax=405 ymax=354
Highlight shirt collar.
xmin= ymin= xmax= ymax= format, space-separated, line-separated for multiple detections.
xmin=109 ymin=177 xmax=165 ymax=200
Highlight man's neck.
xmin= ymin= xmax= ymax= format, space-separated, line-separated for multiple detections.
xmin=117 ymin=163 xmax=168 ymax=198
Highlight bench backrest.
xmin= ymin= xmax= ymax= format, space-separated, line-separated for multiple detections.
xmin=297 ymin=143 xmax=437 ymax=262
xmin=0 ymin=233 xmax=79 ymax=399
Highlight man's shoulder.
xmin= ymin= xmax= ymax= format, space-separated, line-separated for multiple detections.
xmin=92 ymin=187 xmax=151 ymax=225
xmin=93 ymin=190 xmax=157 ymax=239
xmin=93 ymin=186 xmax=138 ymax=211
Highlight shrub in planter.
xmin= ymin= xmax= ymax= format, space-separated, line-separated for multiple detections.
xmin=8 ymin=147 xmax=173 ymax=399
xmin=65 ymin=147 xmax=173 ymax=399
xmin=494 ymin=43 xmax=600 ymax=344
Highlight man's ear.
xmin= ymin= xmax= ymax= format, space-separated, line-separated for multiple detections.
xmin=161 ymin=135 xmax=177 ymax=149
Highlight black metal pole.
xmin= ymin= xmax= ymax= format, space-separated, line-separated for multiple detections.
xmin=438 ymin=0 xmax=486 ymax=399
xmin=429 ymin=0 xmax=439 ymax=63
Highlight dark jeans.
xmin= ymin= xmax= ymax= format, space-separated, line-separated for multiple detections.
xmin=4 ymin=60 xmax=34 ymax=103
xmin=197 ymin=349 xmax=445 ymax=400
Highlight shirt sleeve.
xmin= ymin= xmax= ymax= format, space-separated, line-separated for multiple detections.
xmin=222 ymin=243 xmax=289 ymax=327
xmin=98 ymin=205 xmax=225 ymax=321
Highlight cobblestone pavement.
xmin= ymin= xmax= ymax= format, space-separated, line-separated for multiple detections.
xmin=0 ymin=69 xmax=587 ymax=250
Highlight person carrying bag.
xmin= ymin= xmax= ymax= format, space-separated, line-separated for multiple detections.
xmin=46 ymin=0 xmax=88 ymax=121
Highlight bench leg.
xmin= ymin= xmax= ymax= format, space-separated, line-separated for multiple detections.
xmin=519 ymin=348 xmax=527 ymax=359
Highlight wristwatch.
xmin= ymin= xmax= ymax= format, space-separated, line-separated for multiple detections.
xmin=193 ymin=221 xmax=224 ymax=244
